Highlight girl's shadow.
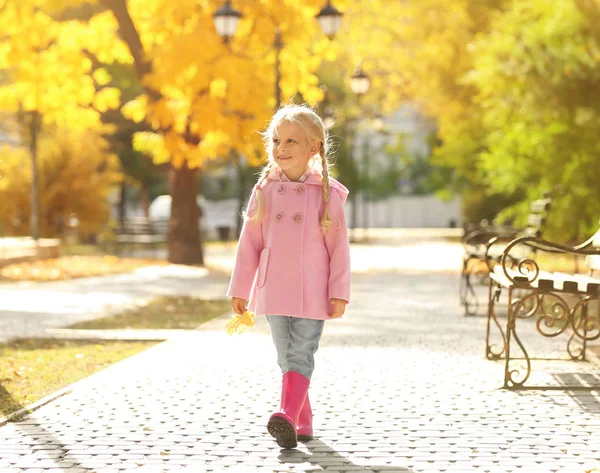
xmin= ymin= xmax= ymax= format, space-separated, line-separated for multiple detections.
xmin=278 ymin=438 xmax=415 ymax=472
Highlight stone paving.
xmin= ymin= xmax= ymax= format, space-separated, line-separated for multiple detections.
xmin=1 ymin=237 xmax=600 ymax=472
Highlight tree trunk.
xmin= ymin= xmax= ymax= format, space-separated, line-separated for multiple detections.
xmin=236 ymin=157 xmax=249 ymax=239
xmin=140 ymin=182 xmax=150 ymax=217
xmin=118 ymin=181 xmax=126 ymax=228
xmin=168 ymin=163 xmax=203 ymax=265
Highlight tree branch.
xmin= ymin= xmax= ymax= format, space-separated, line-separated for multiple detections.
xmin=99 ymin=0 xmax=210 ymax=147
xmin=99 ymin=0 xmax=159 ymax=101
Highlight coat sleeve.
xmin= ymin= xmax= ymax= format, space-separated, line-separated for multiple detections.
xmin=227 ymin=186 xmax=264 ymax=300
xmin=324 ymin=187 xmax=351 ymax=303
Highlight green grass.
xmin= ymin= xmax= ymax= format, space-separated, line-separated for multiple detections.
xmin=0 ymin=338 xmax=157 ymax=418
xmin=67 ymin=297 xmax=231 ymax=330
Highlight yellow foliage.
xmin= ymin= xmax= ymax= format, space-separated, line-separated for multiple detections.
xmin=122 ymin=95 xmax=149 ymax=124
xmin=0 ymin=1 xmax=123 ymax=131
xmin=209 ymin=78 xmax=228 ymax=99
xmin=93 ymin=87 xmax=122 ymax=113
xmin=1 ymin=0 xmax=355 ymax=171
xmin=92 ymin=0 xmax=350 ymax=166
xmin=132 ymin=132 xmax=171 ymax=164
xmin=93 ymin=68 xmax=112 ymax=87
xmin=0 ymin=128 xmax=122 ymax=238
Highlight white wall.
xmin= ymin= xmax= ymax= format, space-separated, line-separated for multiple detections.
xmin=200 ymin=195 xmax=461 ymax=231
xmin=346 ymin=195 xmax=461 ymax=228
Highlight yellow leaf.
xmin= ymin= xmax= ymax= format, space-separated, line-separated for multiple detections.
xmin=92 ymin=68 xmax=112 ymax=86
xmin=93 ymin=87 xmax=121 ymax=113
xmin=209 ymin=78 xmax=228 ymax=99
xmin=122 ymin=96 xmax=149 ymax=123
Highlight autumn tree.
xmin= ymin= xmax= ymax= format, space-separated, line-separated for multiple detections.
xmin=467 ymin=0 xmax=600 ymax=240
xmin=80 ymin=0 xmax=343 ymax=264
xmin=329 ymin=0 xmax=510 ymax=222
xmin=0 ymin=127 xmax=121 ymax=237
xmin=0 ymin=0 xmax=126 ymax=238
xmin=337 ymin=0 xmax=600 ymax=239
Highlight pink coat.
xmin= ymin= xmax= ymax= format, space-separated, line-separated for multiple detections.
xmin=227 ymin=170 xmax=351 ymax=320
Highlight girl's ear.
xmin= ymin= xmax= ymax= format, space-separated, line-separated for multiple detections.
xmin=311 ymin=140 xmax=320 ymax=154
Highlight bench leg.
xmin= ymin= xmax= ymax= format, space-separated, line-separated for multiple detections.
xmin=460 ymin=256 xmax=479 ymax=316
xmin=504 ymin=286 xmax=532 ymax=389
xmin=567 ymin=296 xmax=595 ymax=361
xmin=486 ymin=278 xmax=506 ymax=360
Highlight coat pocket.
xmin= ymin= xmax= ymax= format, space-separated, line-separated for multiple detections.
xmin=257 ymin=248 xmax=270 ymax=288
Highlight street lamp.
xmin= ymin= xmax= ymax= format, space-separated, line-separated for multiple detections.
xmin=316 ymin=1 xmax=343 ymax=39
xmin=350 ymin=66 xmax=370 ymax=96
xmin=214 ymin=1 xmax=343 ymax=109
xmin=323 ymin=106 xmax=336 ymax=129
xmin=213 ymin=1 xmax=242 ymax=44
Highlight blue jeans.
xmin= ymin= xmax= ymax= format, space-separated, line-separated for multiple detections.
xmin=266 ymin=316 xmax=325 ymax=381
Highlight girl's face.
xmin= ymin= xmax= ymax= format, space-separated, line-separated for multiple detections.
xmin=272 ymin=121 xmax=319 ymax=181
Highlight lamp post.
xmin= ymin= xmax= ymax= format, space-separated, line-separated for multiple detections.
xmin=214 ymin=1 xmax=343 ymax=109
xmin=323 ymin=105 xmax=336 ymax=129
xmin=349 ymin=66 xmax=370 ymax=240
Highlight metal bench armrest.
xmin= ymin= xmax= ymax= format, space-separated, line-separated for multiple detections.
xmin=497 ymin=234 xmax=600 ymax=286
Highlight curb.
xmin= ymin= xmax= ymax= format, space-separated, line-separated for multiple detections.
xmin=0 ymin=309 xmax=233 ymax=426
xmin=0 ymin=336 xmax=171 ymax=427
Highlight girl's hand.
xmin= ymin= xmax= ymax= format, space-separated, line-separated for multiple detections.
xmin=231 ymin=297 xmax=247 ymax=315
xmin=328 ymin=298 xmax=347 ymax=319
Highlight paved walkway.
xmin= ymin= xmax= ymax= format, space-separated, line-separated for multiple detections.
xmin=1 ymin=236 xmax=600 ymax=472
xmin=0 ymin=234 xmax=463 ymax=343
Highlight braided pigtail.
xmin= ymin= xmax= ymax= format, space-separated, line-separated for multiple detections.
xmin=319 ymin=141 xmax=333 ymax=233
xmin=246 ymin=162 xmax=275 ymax=223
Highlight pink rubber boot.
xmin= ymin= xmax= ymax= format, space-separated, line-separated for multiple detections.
xmin=297 ymin=392 xmax=313 ymax=442
xmin=267 ymin=371 xmax=309 ymax=449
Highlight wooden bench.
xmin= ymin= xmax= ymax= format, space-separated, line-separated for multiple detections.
xmin=460 ymin=193 xmax=552 ymax=316
xmin=113 ymin=216 xmax=169 ymax=255
xmin=485 ymin=226 xmax=600 ymax=389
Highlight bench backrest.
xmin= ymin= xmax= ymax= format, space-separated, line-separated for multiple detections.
xmin=585 ymin=227 xmax=600 ymax=273
xmin=116 ymin=216 xmax=168 ymax=235
xmin=151 ymin=219 xmax=169 ymax=235
xmin=521 ymin=195 xmax=552 ymax=238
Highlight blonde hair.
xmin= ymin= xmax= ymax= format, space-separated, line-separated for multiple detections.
xmin=247 ymin=104 xmax=333 ymax=233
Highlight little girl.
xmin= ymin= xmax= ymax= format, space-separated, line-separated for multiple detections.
xmin=227 ymin=104 xmax=351 ymax=449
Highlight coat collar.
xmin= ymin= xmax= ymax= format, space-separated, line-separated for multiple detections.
xmin=266 ymin=167 xmax=323 ymax=186
xmin=262 ymin=166 xmax=350 ymax=204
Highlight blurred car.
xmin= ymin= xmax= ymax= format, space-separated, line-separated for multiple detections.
xmin=148 ymin=194 xmax=208 ymax=234
xmin=149 ymin=194 xmax=240 ymax=240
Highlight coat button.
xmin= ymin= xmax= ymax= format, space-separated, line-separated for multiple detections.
xmin=276 ymin=212 xmax=285 ymax=221
xmin=293 ymin=213 xmax=303 ymax=223
xmin=295 ymin=185 xmax=305 ymax=195
xmin=278 ymin=185 xmax=286 ymax=194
